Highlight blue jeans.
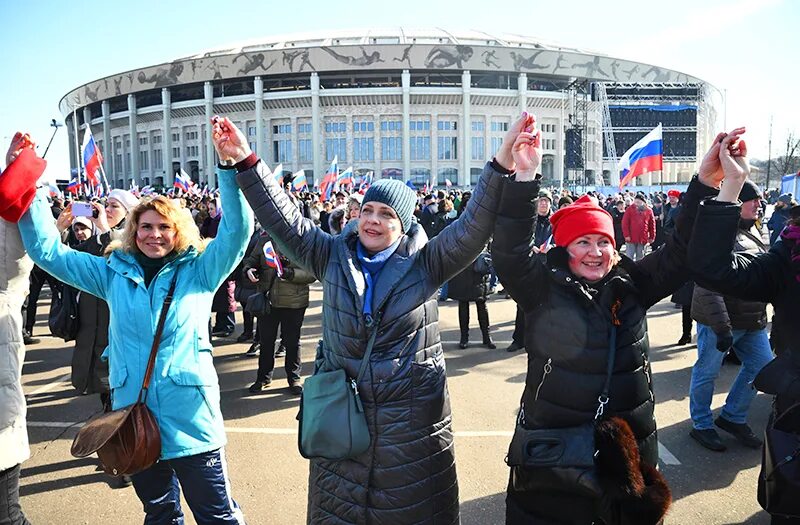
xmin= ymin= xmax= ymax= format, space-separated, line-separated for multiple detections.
xmin=689 ymin=324 xmax=773 ymax=430
xmin=438 ymin=281 xmax=449 ymax=301
xmin=131 ymin=448 xmax=245 ymax=525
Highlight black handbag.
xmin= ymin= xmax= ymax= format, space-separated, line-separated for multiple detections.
xmin=48 ymin=284 xmax=80 ymax=342
xmin=506 ymin=325 xmax=617 ymax=499
xmin=758 ymin=401 xmax=800 ymax=517
xmin=244 ymin=274 xmax=277 ymax=317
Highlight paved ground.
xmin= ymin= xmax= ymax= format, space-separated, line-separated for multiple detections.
xmin=18 ymin=284 xmax=774 ymax=524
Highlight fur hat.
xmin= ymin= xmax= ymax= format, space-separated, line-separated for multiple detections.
xmin=595 ymin=417 xmax=672 ymax=525
xmin=550 ymin=195 xmax=616 ymax=248
xmin=108 ymin=189 xmax=139 ymax=211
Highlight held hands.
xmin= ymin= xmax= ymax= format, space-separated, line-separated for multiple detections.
xmin=246 ymin=268 xmax=259 ymax=283
xmin=698 ymin=127 xmax=746 ymax=190
xmin=6 ymin=132 xmax=35 ymax=166
xmin=211 ymin=116 xmax=251 ymax=164
xmin=495 ymin=112 xmax=542 ymax=180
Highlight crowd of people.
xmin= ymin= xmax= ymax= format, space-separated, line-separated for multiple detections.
xmin=0 ymin=112 xmax=798 ymax=524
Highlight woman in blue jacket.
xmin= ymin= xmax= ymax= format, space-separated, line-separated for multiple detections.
xmin=17 ymin=130 xmax=253 ymax=524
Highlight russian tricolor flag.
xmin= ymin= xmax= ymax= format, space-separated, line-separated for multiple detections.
xmin=81 ymin=128 xmax=103 ymax=189
xmin=291 ymin=170 xmax=308 ymax=192
xmin=174 ymin=169 xmax=191 ymax=192
xmin=319 ymin=156 xmax=338 ymax=202
xmin=262 ymin=240 xmax=283 ymax=277
xmin=67 ymin=178 xmax=80 ymax=194
xmin=618 ymin=124 xmax=663 ymax=189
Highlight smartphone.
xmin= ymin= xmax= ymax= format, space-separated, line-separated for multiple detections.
xmin=72 ymin=202 xmax=95 ymax=218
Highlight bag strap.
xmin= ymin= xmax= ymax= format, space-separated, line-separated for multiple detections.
xmin=356 ymin=314 xmax=381 ymax=384
xmin=138 ymin=274 xmax=179 ymax=403
xmin=594 ymin=324 xmax=617 ymax=420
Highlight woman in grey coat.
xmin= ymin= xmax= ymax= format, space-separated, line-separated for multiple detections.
xmin=211 ymin=115 xmax=521 ymax=524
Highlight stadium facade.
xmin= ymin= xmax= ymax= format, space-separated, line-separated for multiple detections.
xmin=60 ymin=28 xmax=718 ymax=190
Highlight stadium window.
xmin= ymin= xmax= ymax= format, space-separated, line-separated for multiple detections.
xmin=272 ymin=124 xmax=291 ymax=135
xmin=325 ymin=138 xmax=346 ymax=162
xmin=381 ymin=137 xmax=402 ymax=161
xmin=410 ymin=137 xmax=431 ymax=161
xmin=152 ymin=135 xmax=162 ymax=144
xmin=172 ymin=132 xmax=180 ymax=142
xmin=248 ymin=126 xmax=257 ymax=136
xmin=153 ymin=149 xmax=163 ymax=170
xmin=471 ymin=121 xmax=484 ymax=132
xmin=354 ymin=138 xmax=374 ymax=161
xmin=138 ymin=136 xmax=148 ymax=146
xmin=437 ymin=167 xmax=458 ymax=185
xmin=299 ymin=139 xmax=313 ymax=162
xmin=298 ymin=123 xmax=312 ymax=134
xmin=437 ymin=137 xmax=457 ymax=160
xmin=490 ymin=120 xmax=509 ymax=132
xmin=490 ymin=137 xmax=503 ymax=155
xmin=471 ymin=137 xmax=484 ymax=160
xmin=438 ymin=120 xmax=457 ymax=131
xmin=273 ymin=139 xmax=292 ymax=163
xmin=172 ymin=147 xmax=180 ymax=158
xmin=410 ymin=168 xmax=431 ymax=185
xmin=139 ymin=151 xmax=149 ymax=170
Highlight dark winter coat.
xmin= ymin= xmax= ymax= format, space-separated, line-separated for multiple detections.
xmin=691 ymin=225 xmax=768 ymax=333
xmin=447 ymin=252 xmax=490 ymax=302
xmin=242 ymin=234 xmax=316 ymax=309
xmin=689 ymin=201 xmax=800 ymax=414
xmin=610 ymin=207 xmax=626 ymax=249
xmin=767 ymin=206 xmax=792 ymax=244
xmin=492 ymin=176 xmax=715 ymax=524
xmin=71 ymin=230 xmax=119 ymax=395
xmin=236 ymin=159 xmax=505 ymax=524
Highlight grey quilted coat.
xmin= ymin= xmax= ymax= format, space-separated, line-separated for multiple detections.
xmin=236 ymin=159 xmax=505 ymax=524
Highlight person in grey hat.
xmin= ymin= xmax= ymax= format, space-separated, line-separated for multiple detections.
xmin=768 ymin=193 xmax=797 ymax=245
xmin=213 ymin=113 xmax=518 ymax=524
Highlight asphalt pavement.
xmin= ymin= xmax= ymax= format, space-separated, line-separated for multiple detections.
xmin=18 ymin=284 xmax=774 ymax=524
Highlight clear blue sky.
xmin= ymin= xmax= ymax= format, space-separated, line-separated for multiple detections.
xmin=1 ymin=0 xmax=796 ymax=184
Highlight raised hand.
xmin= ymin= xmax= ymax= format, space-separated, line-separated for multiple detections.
xmin=495 ymin=112 xmax=535 ymax=172
xmin=698 ymin=127 xmax=745 ymax=189
xmin=716 ymin=128 xmax=750 ymax=203
xmin=511 ymin=125 xmax=543 ymax=181
xmin=211 ymin=116 xmax=251 ymax=164
xmin=6 ymin=132 xmax=35 ymax=166
xmin=90 ymin=202 xmax=111 ymax=233
xmin=56 ymin=204 xmax=74 ymax=233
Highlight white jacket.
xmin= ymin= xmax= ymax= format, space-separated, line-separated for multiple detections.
xmin=0 ymin=218 xmax=33 ymax=470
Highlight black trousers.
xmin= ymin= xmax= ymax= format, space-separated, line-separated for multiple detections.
xmin=256 ymin=307 xmax=306 ymax=384
xmin=23 ymin=265 xmax=60 ymax=335
xmin=458 ymin=299 xmax=490 ymax=340
xmin=681 ymin=303 xmax=692 ymax=337
xmin=772 ymin=517 xmax=800 ymax=524
xmin=511 ymin=304 xmax=525 ymax=346
xmin=242 ymin=311 xmax=254 ymax=336
xmin=0 ymin=465 xmax=30 ymax=525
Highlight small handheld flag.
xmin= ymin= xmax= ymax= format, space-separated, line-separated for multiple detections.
xmin=291 ymin=170 xmax=308 ymax=192
xmin=81 ymin=128 xmax=103 ymax=189
xmin=262 ymin=241 xmax=283 ymax=277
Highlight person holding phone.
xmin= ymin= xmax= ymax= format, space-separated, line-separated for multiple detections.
xmin=16 ymin=129 xmax=253 ymax=524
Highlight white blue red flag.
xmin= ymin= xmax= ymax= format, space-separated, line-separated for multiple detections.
xmin=319 ymin=156 xmax=338 ymax=202
xmin=81 ymin=128 xmax=103 ymax=189
xmin=337 ymin=166 xmax=354 ymax=188
xmin=262 ymin=240 xmax=283 ymax=277
xmin=67 ymin=178 xmax=80 ymax=194
xmin=445 ymin=178 xmax=453 ymax=188
xmin=292 ymin=170 xmax=308 ymax=192
xmin=358 ymin=171 xmax=373 ymax=193
xmin=618 ymin=124 xmax=663 ymax=189
xmin=174 ymin=170 xmax=191 ymax=192
xmin=273 ymin=163 xmax=284 ymax=187
xmin=48 ymin=183 xmax=63 ymax=199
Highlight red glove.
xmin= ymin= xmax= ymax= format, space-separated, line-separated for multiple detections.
xmin=0 ymin=148 xmax=47 ymax=222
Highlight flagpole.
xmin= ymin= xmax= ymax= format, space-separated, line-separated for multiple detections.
xmin=72 ymin=106 xmax=83 ymax=197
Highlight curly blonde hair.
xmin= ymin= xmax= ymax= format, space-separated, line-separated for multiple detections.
xmin=110 ymin=196 xmax=207 ymax=256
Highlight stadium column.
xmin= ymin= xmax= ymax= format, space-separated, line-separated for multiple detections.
xmin=311 ymin=73 xmax=322 ymax=184
xmin=431 ymin=111 xmax=438 ymax=186
xmin=254 ymin=77 xmax=264 ymax=160
xmin=67 ymin=116 xmax=77 ymax=177
xmin=345 ymin=114 xmax=353 ymax=175
xmin=204 ymin=82 xmax=215 ymax=187
xmin=162 ymin=88 xmax=173 ymax=187
xmin=102 ymin=101 xmax=112 ymax=186
xmin=461 ymin=70 xmax=471 ymax=187
xmin=291 ymin=116 xmax=299 ymax=174
xmin=128 ymin=94 xmax=140 ymax=188
xmin=402 ymin=70 xmax=411 ymax=182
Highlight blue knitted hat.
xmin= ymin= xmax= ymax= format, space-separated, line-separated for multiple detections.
xmin=362 ymin=179 xmax=417 ymax=233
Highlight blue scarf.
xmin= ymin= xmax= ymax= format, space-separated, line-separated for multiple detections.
xmin=356 ymin=238 xmax=401 ymax=318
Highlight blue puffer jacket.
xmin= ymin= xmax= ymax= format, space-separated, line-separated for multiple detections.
xmin=18 ymin=169 xmax=253 ymax=460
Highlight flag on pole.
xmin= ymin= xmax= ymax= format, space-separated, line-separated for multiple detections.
xmin=174 ymin=170 xmax=191 ymax=192
xmin=67 ymin=178 xmax=80 ymax=194
xmin=262 ymin=240 xmax=283 ymax=277
xmin=358 ymin=171 xmax=373 ymax=193
xmin=48 ymin=183 xmax=63 ymax=199
xmin=291 ymin=170 xmax=308 ymax=192
xmin=141 ymin=185 xmax=155 ymax=196
xmin=273 ymin=163 xmax=284 ymax=186
xmin=337 ymin=166 xmax=354 ymax=187
xmin=445 ymin=178 xmax=453 ymax=188
xmin=618 ymin=124 xmax=663 ymax=189
xmin=319 ymin=156 xmax=338 ymax=202
xmin=81 ymin=128 xmax=103 ymax=189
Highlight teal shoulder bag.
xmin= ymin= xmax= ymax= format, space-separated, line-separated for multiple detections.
xmin=297 ymin=315 xmax=381 ymax=460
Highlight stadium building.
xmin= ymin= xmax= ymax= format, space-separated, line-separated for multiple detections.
xmin=60 ymin=28 xmax=718 ymax=190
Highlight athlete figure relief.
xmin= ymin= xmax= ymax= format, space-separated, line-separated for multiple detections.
xmin=393 ymin=45 xmax=413 ymax=68
xmin=571 ymin=55 xmax=609 ymax=78
xmin=137 ymin=62 xmax=185 ymax=88
xmin=282 ymin=49 xmax=315 ymax=72
xmin=232 ymin=52 xmax=277 ymax=75
xmin=481 ymin=50 xmax=501 ymax=68
xmin=322 ymin=46 xmax=385 ymax=66
xmin=424 ymin=45 xmax=473 ymax=68
xmin=510 ymin=50 xmax=550 ymax=71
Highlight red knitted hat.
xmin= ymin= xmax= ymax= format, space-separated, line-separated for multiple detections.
xmin=0 ymin=148 xmax=47 ymax=223
xmin=550 ymin=194 xmax=616 ymax=248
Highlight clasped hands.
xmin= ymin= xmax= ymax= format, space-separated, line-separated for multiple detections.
xmin=495 ymin=112 xmax=543 ymax=182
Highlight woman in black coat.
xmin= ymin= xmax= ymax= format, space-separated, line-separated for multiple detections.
xmin=491 ymin=117 xmax=729 ymax=525
xmin=447 ymin=247 xmax=495 ymax=349
xmin=689 ymin=137 xmax=800 ymax=525
xmin=211 ymin=114 xmax=524 ymax=524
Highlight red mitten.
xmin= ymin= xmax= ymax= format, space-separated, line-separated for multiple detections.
xmin=0 ymin=148 xmax=47 ymax=222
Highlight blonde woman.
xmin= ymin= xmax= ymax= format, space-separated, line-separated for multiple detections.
xmin=17 ymin=141 xmax=253 ymax=524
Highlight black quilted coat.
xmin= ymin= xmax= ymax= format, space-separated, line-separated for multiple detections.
xmin=237 ymin=159 xmax=505 ymax=524
xmin=491 ymin=176 xmax=716 ymax=524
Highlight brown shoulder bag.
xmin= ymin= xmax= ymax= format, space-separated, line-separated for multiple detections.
xmin=70 ymin=275 xmax=178 ymax=476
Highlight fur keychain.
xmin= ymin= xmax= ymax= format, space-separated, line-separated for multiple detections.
xmin=594 ymin=417 xmax=672 ymax=525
